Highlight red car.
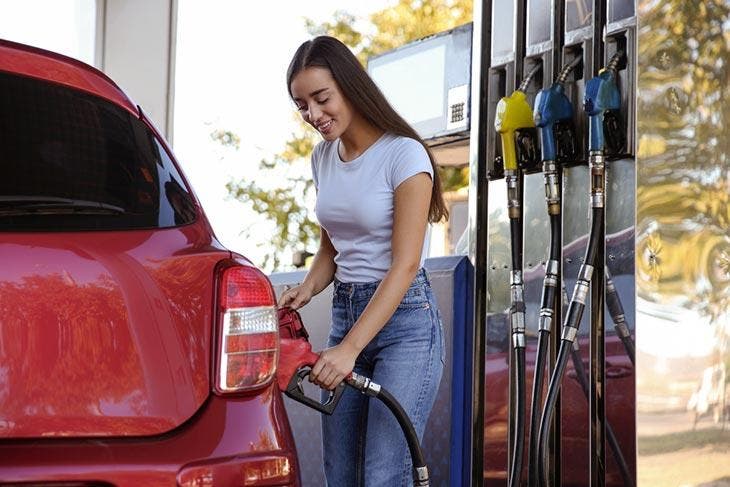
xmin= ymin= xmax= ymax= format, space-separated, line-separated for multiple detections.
xmin=0 ymin=39 xmax=299 ymax=486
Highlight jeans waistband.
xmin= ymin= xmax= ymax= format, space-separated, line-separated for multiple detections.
xmin=333 ymin=268 xmax=429 ymax=299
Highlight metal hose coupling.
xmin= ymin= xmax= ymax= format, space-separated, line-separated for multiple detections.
xmin=589 ymin=151 xmax=605 ymax=209
xmin=510 ymin=270 xmax=526 ymax=348
xmin=346 ymin=372 xmax=381 ymax=397
xmin=605 ymin=267 xmax=630 ymax=339
xmin=543 ymin=160 xmax=560 ymax=215
xmin=414 ymin=466 xmax=430 ymax=486
xmin=506 ymin=170 xmax=521 ymax=219
xmin=561 ymin=264 xmax=594 ymax=343
xmin=539 ymin=260 xmax=560 ymax=332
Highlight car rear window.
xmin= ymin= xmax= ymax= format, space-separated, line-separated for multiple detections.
xmin=0 ymin=70 xmax=196 ymax=231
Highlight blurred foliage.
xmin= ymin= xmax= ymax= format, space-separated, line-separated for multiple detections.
xmin=636 ymin=0 xmax=729 ymax=325
xmin=223 ymin=0 xmax=472 ymax=270
xmin=438 ymin=165 xmax=470 ymax=192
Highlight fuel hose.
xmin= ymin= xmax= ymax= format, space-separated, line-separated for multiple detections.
xmin=605 ymin=267 xmax=635 ymax=365
xmin=347 ymin=372 xmax=430 ymax=487
xmin=497 ymin=62 xmax=541 ymax=487
xmin=527 ymin=55 xmax=582 ymax=486
xmin=536 ymin=51 xmax=624 ymax=486
xmin=537 ymin=207 xmax=604 ymax=486
xmin=570 ymin=341 xmax=635 ymax=487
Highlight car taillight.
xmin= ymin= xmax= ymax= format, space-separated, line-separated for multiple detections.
xmin=215 ymin=264 xmax=279 ymax=394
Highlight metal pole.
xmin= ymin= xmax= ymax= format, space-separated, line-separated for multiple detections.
xmin=467 ymin=1 xmax=493 ymax=484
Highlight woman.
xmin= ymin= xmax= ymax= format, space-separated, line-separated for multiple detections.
xmin=279 ymin=35 xmax=447 ymax=487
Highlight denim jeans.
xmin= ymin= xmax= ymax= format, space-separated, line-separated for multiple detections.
xmin=321 ymin=268 xmax=445 ymax=487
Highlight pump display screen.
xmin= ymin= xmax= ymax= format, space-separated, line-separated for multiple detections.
xmin=369 ymin=44 xmax=446 ymax=126
xmin=608 ymin=0 xmax=635 ymax=23
xmin=527 ymin=0 xmax=552 ymax=48
xmin=565 ymin=0 xmax=593 ymax=33
xmin=491 ymin=0 xmax=515 ymax=64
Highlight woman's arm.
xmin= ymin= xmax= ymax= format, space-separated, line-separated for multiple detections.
xmin=278 ymin=226 xmax=337 ymax=309
xmin=310 ymin=172 xmax=433 ymax=389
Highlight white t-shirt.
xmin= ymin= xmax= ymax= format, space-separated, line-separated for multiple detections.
xmin=311 ymin=132 xmax=433 ymax=283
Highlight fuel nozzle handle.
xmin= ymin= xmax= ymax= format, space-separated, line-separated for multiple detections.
xmin=584 ymin=52 xmax=624 ymax=153
xmin=495 ymin=64 xmax=542 ymax=172
xmin=495 ymin=90 xmax=536 ymax=172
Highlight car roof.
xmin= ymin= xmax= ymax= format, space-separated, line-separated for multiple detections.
xmin=0 ymin=38 xmax=138 ymax=115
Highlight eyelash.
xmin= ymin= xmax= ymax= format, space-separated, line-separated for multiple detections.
xmin=296 ymin=98 xmax=329 ymax=111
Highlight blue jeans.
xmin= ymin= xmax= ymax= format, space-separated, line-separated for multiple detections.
xmin=322 ymin=268 xmax=445 ymax=487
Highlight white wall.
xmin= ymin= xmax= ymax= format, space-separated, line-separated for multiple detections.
xmin=96 ymin=0 xmax=178 ymax=142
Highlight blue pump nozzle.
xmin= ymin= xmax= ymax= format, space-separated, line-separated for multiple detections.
xmin=584 ymin=53 xmax=623 ymax=153
xmin=534 ymin=83 xmax=574 ymax=162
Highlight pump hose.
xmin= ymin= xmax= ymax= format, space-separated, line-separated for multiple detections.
xmin=570 ymin=342 xmax=635 ymax=487
xmin=508 ymin=209 xmax=527 ymax=487
xmin=510 ymin=346 xmax=527 ymax=487
xmin=346 ymin=372 xmax=430 ymax=486
xmin=605 ymin=268 xmax=636 ymax=365
xmin=537 ymin=207 xmax=604 ymax=486
xmin=527 ymin=213 xmax=561 ymax=486
xmin=377 ymin=388 xmax=429 ymax=486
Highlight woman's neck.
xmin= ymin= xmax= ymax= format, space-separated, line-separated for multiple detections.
xmin=338 ymin=117 xmax=385 ymax=162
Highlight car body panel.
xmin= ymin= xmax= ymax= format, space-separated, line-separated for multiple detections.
xmin=0 ymin=388 xmax=300 ymax=487
xmin=0 ymin=224 xmax=229 ymax=438
xmin=0 ymin=39 xmax=136 ymax=115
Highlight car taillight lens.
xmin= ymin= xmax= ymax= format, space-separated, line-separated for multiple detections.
xmin=216 ymin=264 xmax=278 ymax=393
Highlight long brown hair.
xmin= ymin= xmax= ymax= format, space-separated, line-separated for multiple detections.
xmin=287 ymin=36 xmax=448 ymax=223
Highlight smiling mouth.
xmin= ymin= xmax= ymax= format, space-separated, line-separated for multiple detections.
xmin=317 ymin=120 xmax=334 ymax=133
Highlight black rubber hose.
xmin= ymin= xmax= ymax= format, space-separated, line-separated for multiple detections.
xmin=549 ymin=214 xmax=561 ymax=258
xmin=528 ymin=214 xmax=561 ymax=486
xmin=606 ymin=271 xmax=636 ymax=365
xmin=528 ymin=329 xmax=549 ymax=486
xmin=538 ymin=208 xmax=604 ymax=486
xmin=507 ymin=189 xmax=525 ymax=487
xmin=538 ymin=341 xmax=572 ymax=486
xmin=509 ymin=347 xmax=527 ymax=487
xmin=620 ymin=335 xmax=636 ymax=366
xmin=376 ymin=387 xmax=429 ymax=485
xmin=510 ymin=216 xmax=522 ymax=270
xmin=584 ymin=208 xmax=603 ymax=266
xmin=570 ymin=345 xmax=635 ymax=487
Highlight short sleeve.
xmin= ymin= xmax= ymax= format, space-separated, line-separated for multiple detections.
xmin=390 ymin=138 xmax=434 ymax=189
xmin=310 ymin=141 xmax=322 ymax=190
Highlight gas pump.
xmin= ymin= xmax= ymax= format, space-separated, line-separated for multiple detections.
xmin=536 ymin=49 xmax=624 ymax=487
xmin=494 ymin=62 xmax=541 ymax=487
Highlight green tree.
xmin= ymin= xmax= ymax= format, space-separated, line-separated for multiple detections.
xmin=224 ymin=0 xmax=472 ymax=270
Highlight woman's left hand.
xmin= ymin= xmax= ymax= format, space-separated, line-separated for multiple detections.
xmin=310 ymin=341 xmax=360 ymax=390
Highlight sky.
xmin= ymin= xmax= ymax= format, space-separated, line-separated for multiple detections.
xmin=0 ymin=0 xmax=395 ymax=269
xmin=172 ymin=0 xmax=396 ymax=268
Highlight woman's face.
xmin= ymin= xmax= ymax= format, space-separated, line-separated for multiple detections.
xmin=290 ymin=67 xmax=354 ymax=142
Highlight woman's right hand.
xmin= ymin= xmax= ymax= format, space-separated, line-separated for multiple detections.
xmin=277 ymin=282 xmax=315 ymax=309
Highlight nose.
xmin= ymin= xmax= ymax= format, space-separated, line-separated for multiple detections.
xmin=307 ymin=104 xmax=323 ymax=125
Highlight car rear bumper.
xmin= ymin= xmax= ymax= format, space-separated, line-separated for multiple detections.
xmin=0 ymin=385 xmax=301 ymax=487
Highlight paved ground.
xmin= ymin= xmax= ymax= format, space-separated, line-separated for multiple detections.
xmin=638 ymin=412 xmax=730 ymax=486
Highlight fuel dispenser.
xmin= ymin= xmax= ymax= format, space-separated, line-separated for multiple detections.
xmin=477 ymin=0 xmax=638 ymax=485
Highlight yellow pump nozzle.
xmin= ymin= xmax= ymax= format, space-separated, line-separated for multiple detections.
xmin=494 ymin=90 xmax=536 ymax=171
